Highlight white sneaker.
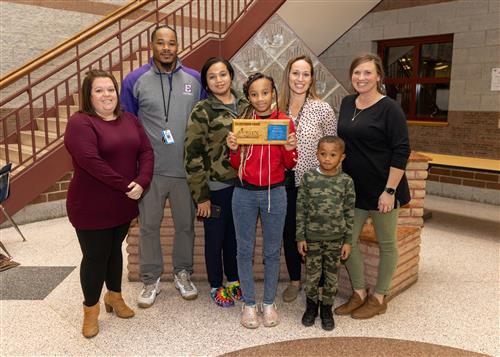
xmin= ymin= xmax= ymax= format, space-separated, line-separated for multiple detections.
xmin=137 ymin=277 xmax=161 ymax=308
xmin=174 ymin=270 xmax=198 ymax=300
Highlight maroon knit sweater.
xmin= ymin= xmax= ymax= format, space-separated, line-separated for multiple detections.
xmin=64 ymin=111 xmax=154 ymax=230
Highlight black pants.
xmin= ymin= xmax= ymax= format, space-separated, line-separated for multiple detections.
xmin=76 ymin=222 xmax=130 ymax=306
xmin=203 ymin=186 xmax=238 ymax=288
xmin=283 ymin=186 xmax=302 ymax=281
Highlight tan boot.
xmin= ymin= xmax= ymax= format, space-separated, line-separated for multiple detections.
xmin=351 ymin=295 xmax=387 ymax=319
xmin=334 ymin=289 xmax=367 ymax=315
xmin=104 ymin=291 xmax=135 ymax=318
xmin=82 ymin=303 xmax=99 ymax=338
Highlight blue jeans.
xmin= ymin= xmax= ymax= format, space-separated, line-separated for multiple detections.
xmin=232 ymin=186 xmax=287 ymax=305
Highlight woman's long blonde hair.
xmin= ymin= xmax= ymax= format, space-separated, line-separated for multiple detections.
xmin=278 ymin=55 xmax=319 ymax=111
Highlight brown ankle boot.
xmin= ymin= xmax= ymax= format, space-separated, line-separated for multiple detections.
xmin=334 ymin=289 xmax=367 ymax=315
xmin=82 ymin=303 xmax=100 ymax=338
xmin=351 ymin=295 xmax=387 ymax=319
xmin=104 ymin=291 xmax=135 ymax=318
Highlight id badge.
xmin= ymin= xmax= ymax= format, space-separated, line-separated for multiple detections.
xmin=161 ymin=129 xmax=175 ymax=144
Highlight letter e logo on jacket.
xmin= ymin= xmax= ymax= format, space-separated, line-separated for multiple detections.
xmin=184 ymin=84 xmax=193 ymax=95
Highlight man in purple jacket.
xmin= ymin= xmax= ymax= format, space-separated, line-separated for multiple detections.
xmin=121 ymin=25 xmax=206 ymax=307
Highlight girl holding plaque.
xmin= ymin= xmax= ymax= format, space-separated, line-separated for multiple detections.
xmin=278 ymin=56 xmax=337 ymax=303
xmin=226 ymin=73 xmax=297 ymax=329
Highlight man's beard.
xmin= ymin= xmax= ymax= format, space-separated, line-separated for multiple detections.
xmin=159 ymin=58 xmax=176 ymax=72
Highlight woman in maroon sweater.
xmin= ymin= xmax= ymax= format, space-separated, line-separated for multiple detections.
xmin=64 ymin=69 xmax=153 ymax=338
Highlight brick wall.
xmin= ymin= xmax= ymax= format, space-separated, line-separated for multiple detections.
xmin=428 ymin=165 xmax=500 ymax=190
xmin=30 ymin=172 xmax=72 ymax=205
xmin=408 ymin=111 xmax=500 ymax=160
xmin=319 ymin=0 xmax=500 ymax=159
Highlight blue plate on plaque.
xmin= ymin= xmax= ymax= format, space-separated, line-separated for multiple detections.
xmin=267 ymin=124 xmax=288 ymax=141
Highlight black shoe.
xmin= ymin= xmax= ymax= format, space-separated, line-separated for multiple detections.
xmin=320 ymin=302 xmax=335 ymax=331
xmin=301 ymin=298 xmax=319 ymax=327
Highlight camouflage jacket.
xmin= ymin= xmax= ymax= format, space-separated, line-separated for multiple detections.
xmin=296 ymin=168 xmax=355 ymax=244
xmin=184 ymin=90 xmax=249 ymax=203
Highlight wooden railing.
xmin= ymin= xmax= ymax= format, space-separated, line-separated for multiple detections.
xmin=0 ymin=0 xmax=255 ymax=174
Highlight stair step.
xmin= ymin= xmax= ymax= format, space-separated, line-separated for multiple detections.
xmin=140 ymin=50 xmax=149 ymax=63
xmin=19 ymin=130 xmax=58 ymax=149
xmin=121 ymin=60 xmax=141 ymax=73
xmin=0 ymin=143 xmax=46 ymax=164
xmin=57 ymin=105 xmax=79 ymax=119
xmin=0 ymin=158 xmax=25 ymax=175
xmin=36 ymin=117 xmax=68 ymax=134
xmin=112 ymin=71 xmax=124 ymax=88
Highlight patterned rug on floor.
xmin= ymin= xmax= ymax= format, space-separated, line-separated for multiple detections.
xmin=0 ymin=266 xmax=75 ymax=300
xmin=219 ymin=337 xmax=491 ymax=357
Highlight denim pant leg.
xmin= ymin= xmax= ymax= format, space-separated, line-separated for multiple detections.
xmin=232 ymin=187 xmax=259 ymax=306
xmin=259 ymin=187 xmax=287 ymax=305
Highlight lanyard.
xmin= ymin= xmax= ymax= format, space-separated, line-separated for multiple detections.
xmin=159 ymin=72 xmax=172 ymax=124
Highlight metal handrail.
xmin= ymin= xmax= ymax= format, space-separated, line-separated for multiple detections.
xmin=0 ymin=0 xmax=255 ymax=174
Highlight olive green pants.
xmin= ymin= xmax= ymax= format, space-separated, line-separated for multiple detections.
xmin=344 ymin=207 xmax=399 ymax=295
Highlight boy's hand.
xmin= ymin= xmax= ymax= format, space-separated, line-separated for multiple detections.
xmin=297 ymin=241 xmax=307 ymax=257
xmin=341 ymin=243 xmax=351 ymax=260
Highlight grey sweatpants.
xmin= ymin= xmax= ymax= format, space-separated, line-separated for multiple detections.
xmin=138 ymin=174 xmax=195 ymax=284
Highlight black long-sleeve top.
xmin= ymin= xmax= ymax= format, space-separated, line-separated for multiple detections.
xmin=337 ymin=94 xmax=411 ymax=210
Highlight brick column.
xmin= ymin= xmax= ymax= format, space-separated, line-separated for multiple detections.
xmin=337 ymin=152 xmax=430 ymax=298
xmin=127 ymin=152 xmax=430 ymax=292
xmin=126 ymin=209 xmax=289 ymax=282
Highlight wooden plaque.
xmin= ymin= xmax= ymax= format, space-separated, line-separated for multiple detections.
xmin=232 ymin=119 xmax=290 ymax=145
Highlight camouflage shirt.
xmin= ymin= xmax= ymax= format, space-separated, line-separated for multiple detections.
xmin=184 ymin=90 xmax=249 ymax=203
xmin=296 ymin=168 xmax=355 ymax=244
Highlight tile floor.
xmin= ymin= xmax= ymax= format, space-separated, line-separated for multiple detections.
xmin=0 ymin=195 xmax=498 ymax=357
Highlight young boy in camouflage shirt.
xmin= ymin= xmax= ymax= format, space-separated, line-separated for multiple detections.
xmin=296 ymin=135 xmax=355 ymax=331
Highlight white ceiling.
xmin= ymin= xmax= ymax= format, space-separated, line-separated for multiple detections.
xmin=277 ymin=0 xmax=380 ymax=55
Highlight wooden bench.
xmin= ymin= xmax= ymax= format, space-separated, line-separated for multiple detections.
xmin=420 ymin=151 xmax=500 ymax=172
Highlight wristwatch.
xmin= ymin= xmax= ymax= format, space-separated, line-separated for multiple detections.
xmin=385 ymin=187 xmax=396 ymax=195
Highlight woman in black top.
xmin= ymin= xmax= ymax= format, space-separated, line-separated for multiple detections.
xmin=336 ymin=54 xmax=410 ymax=319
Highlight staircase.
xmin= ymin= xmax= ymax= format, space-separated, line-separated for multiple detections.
xmin=0 ymin=0 xmax=285 ymax=224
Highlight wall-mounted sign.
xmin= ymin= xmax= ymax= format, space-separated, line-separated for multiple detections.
xmin=491 ymin=68 xmax=500 ymax=91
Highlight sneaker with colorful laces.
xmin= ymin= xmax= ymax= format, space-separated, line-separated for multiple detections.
xmin=225 ymin=281 xmax=242 ymax=302
xmin=211 ymin=287 xmax=235 ymax=307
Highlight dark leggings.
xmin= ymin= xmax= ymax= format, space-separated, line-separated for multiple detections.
xmin=203 ymin=186 xmax=238 ymax=288
xmin=76 ymin=222 xmax=130 ymax=306
xmin=283 ymin=186 xmax=302 ymax=281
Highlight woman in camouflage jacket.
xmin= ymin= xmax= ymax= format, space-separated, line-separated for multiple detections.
xmin=184 ymin=57 xmax=248 ymax=308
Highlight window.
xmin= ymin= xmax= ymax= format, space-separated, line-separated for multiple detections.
xmin=378 ymin=34 xmax=453 ymax=123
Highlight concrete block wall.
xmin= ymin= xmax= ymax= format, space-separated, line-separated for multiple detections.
xmin=319 ymin=0 xmax=500 ymax=159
